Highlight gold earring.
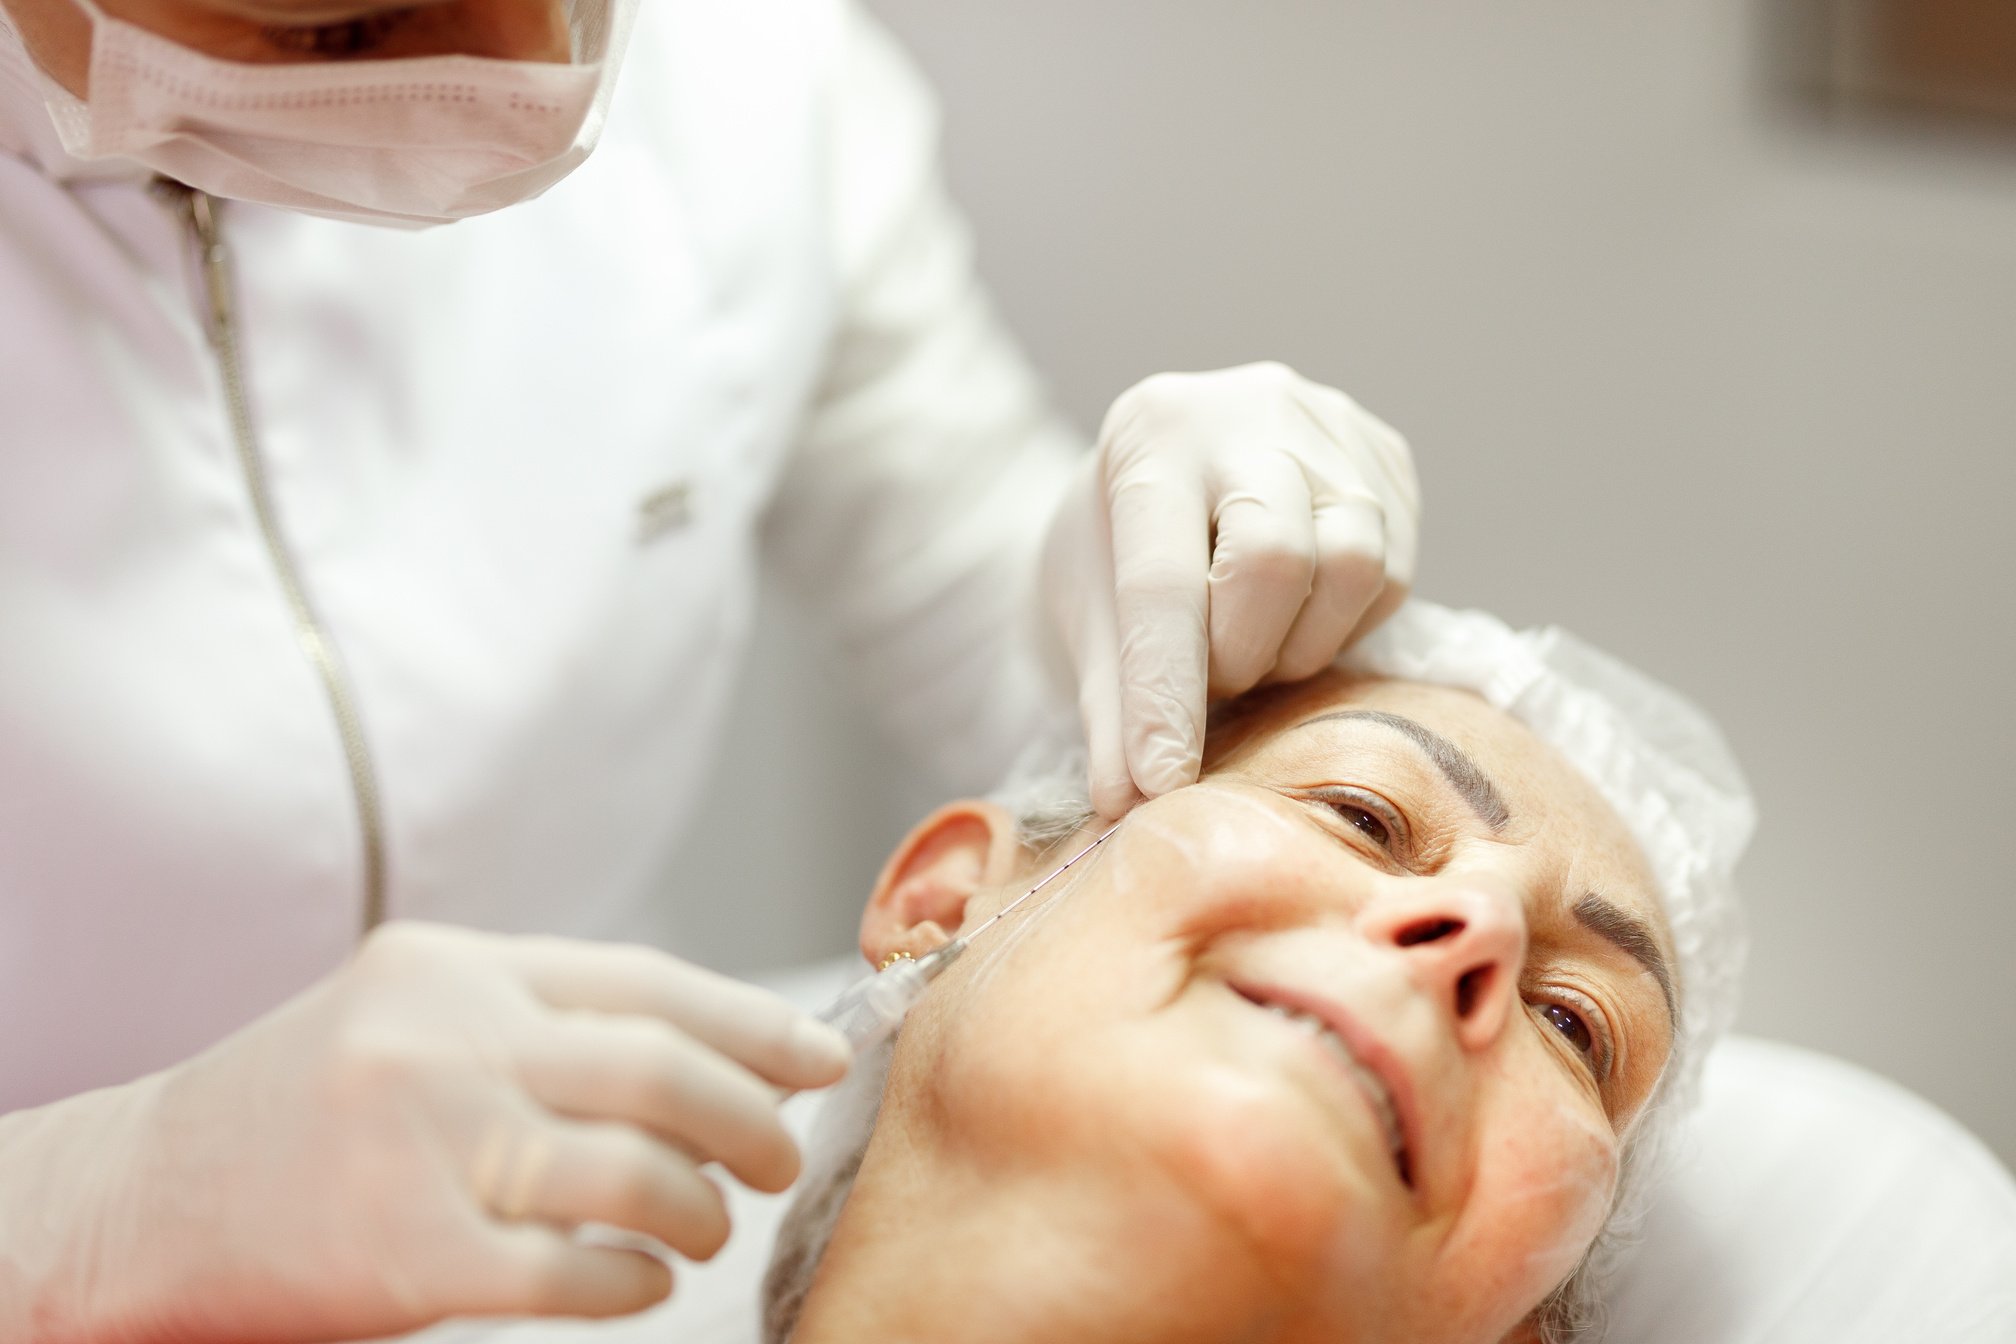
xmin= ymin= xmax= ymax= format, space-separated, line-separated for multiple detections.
xmin=879 ymin=950 xmax=916 ymax=971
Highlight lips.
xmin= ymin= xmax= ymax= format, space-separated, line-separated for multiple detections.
xmin=1228 ymin=980 xmax=1419 ymax=1191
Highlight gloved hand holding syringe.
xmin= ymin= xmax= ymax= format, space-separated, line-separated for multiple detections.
xmin=0 ymin=920 xmax=860 ymax=1343
xmin=0 ymin=824 xmax=1122 ymax=1344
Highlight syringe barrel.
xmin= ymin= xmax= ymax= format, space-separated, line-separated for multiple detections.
xmin=817 ymin=964 xmax=918 ymax=1053
xmin=815 ymin=946 xmax=962 ymax=1054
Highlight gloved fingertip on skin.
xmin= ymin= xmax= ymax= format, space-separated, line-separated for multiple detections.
xmin=1090 ymin=770 xmax=1146 ymax=820
xmin=1126 ymin=741 xmax=1202 ymax=804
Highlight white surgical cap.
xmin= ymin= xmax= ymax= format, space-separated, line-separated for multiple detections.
xmin=1339 ymin=600 xmax=1756 ymax=1106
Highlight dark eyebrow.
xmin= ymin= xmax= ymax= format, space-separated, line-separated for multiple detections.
xmin=1572 ymin=892 xmax=1678 ymax=1031
xmin=1296 ymin=710 xmax=1511 ymax=832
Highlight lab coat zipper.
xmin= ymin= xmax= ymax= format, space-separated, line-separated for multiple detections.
xmin=162 ymin=181 xmax=391 ymax=936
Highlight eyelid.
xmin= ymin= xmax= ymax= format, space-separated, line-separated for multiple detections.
xmin=1531 ymin=982 xmax=1617 ymax=1083
xmin=1298 ymin=785 xmax=1413 ymax=861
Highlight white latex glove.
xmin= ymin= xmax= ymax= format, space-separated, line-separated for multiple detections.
xmin=0 ymin=922 xmax=851 ymax=1344
xmin=1041 ymin=362 xmax=1420 ymax=815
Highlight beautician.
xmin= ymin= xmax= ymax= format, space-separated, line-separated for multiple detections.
xmin=0 ymin=0 xmax=1418 ymax=1336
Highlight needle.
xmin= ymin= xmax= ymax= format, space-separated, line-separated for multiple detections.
xmin=954 ymin=820 xmax=1122 ymax=946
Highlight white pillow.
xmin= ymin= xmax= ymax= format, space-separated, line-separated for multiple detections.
xmin=1607 ymin=1036 xmax=2016 ymax=1343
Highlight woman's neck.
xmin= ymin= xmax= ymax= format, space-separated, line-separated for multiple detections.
xmin=786 ymin=1153 xmax=1285 ymax=1344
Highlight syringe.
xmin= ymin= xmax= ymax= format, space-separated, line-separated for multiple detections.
xmin=811 ymin=821 xmax=1121 ymax=1054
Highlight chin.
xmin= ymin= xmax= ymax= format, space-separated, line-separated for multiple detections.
xmin=1140 ymin=1061 xmax=1393 ymax=1276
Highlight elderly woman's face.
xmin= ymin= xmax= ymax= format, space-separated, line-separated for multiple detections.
xmin=869 ymin=674 xmax=1676 ymax=1343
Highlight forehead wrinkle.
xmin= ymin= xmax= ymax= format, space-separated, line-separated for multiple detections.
xmin=1294 ymin=709 xmax=1511 ymax=832
xmin=1570 ymin=892 xmax=1678 ymax=1034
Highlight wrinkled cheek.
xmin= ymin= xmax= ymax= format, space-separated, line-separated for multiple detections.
xmin=904 ymin=960 xmax=1163 ymax=1169
xmin=1112 ymin=789 xmax=1342 ymax=933
xmin=924 ymin=1003 xmax=1367 ymax=1291
xmin=1410 ymin=1117 xmax=1620 ymax=1344
xmin=1159 ymin=1066 xmax=1349 ymax=1250
xmin=1495 ymin=1114 xmax=1620 ymax=1301
xmin=1158 ymin=1071 xmax=1424 ymax=1342
xmin=1127 ymin=787 xmax=1311 ymax=877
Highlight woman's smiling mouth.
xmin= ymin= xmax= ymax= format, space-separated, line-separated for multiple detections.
xmin=1228 ymin=980 xmax=1417 ymax=1190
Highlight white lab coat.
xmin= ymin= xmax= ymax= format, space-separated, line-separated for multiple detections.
xmin=0 ymin=0 xmax=1080 ymax=1114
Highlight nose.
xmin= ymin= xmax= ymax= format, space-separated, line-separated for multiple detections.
xmin=1357 ymin=884 xmax=1527 ymax=1053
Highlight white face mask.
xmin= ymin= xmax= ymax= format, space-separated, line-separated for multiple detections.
xmin=37 ymin=0 xmax=635 ymax=226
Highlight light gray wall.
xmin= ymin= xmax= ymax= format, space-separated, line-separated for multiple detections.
xmin=669 ymin=0 xmax=2016 ymax=1167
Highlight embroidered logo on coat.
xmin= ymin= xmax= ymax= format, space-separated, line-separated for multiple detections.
xmin=637 ymin=479 xmax=695 ymax=544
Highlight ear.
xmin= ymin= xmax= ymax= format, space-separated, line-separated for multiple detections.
xmin=1498 ymin=1316 xmax=1545 ymax=1344
xmin=859 ymin=800 xmax=1024 ymax=966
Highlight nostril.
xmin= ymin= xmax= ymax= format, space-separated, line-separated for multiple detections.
xmin=1395 ymin=917 xmax=1464 ymax=947
xmin=1455 ymin=966 xmax=1493 ymax=1018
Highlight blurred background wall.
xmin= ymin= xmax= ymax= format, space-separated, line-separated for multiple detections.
xmin=668 ymin=0 xmax=2016 ymax=1168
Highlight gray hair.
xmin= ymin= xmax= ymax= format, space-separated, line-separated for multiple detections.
xmin=764 ymin=602 xmax=1752 ymax=1343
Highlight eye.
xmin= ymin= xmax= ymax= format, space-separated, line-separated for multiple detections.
xmin=1339 ymin=804 xmax=1389 ymax=847
xmin=1301 ymin=786 xmax=1408 ymax=857
xmin=1530 ymin=987 xmax=1616 ymax=1083
xmin=1541 ymin=1002 xmax=1594 ymax=1055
